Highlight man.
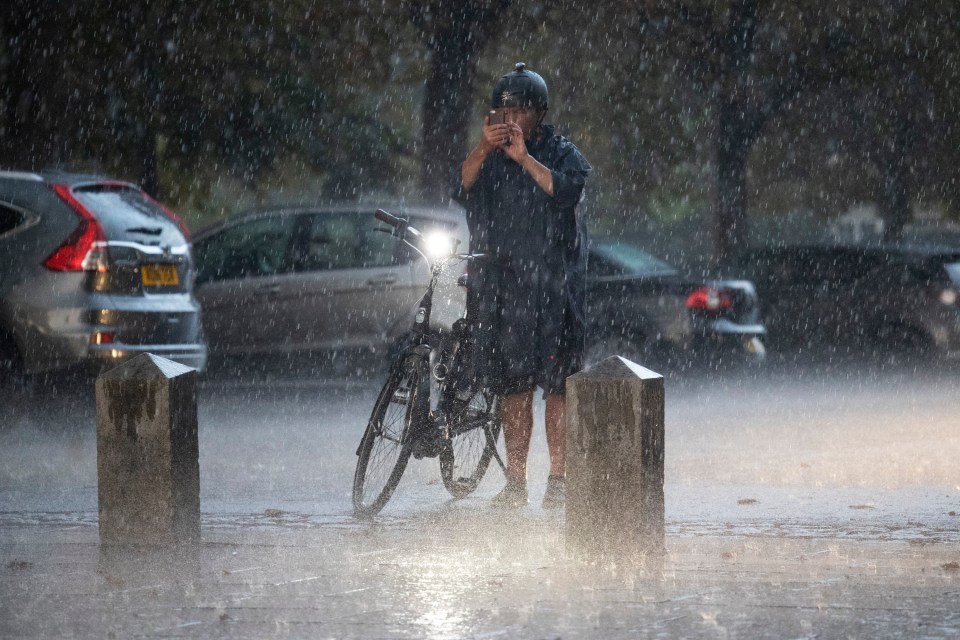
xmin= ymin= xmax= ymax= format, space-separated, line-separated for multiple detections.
xmin=454 ymin=62 xmax=591 ymax=508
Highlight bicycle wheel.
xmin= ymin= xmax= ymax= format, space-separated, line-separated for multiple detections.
xmin=439 ymin=387 xmax=503 ymax=499
xmin=353 ymin=355 xmax=427 ymax=516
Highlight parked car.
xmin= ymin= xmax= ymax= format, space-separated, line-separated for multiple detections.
xmin=717 ymin=244 xmax=960 ymax=359
xmin=0 ymin=170 xmax=207 ymax=392
xmin=192 ymin=204 xmax=468 ymax=363
xmin=586 ymin=240 xmax=767 ymax=368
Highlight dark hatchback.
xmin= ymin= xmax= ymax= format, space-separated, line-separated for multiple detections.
xmin=0 ymin=171 xmax=207 ymax=392
xmin=586 ymin=241 xmax=767 ymax=368
xmin=718 ymin=244 xmax=960 ymax=360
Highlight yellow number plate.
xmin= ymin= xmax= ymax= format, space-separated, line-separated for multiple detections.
xmin=141 ymin=264 xmax=180 ymax=287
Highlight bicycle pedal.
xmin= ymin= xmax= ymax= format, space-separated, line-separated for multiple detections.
xmin=411 ymin=431 xmax=443 ymax=459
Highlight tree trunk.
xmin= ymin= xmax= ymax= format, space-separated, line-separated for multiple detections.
xmin=0 ymin=1 xmax=63 ymax=169
xmin=715 ymin=100 xmax=751 ymax=264
xmin=711 ymin=0 xmax=757 ymax=265
xmin=420 ymin=0 xmax=510 ymax=202
xmin=421 ymin=34 xmax=479 ymax=202
xmin=138 ymin=125 xmax=160 ymax=198
xmin=881 ymin=114 xmax=912 ymax=243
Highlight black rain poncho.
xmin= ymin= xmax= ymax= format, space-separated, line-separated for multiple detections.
xmin=453 ymin=124 xmax=592 ymax=396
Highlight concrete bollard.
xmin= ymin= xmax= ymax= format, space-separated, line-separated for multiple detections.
xmin=565 ymin=356 xmax=665 ymax=562
xmin=96 ymin=354 xmax=200 ymax=544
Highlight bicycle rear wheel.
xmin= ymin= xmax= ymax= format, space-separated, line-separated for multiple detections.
xmin=439 ymin=388 xmax=503 ymax=499
xmin=353 ymin=356 xmax=426 ymax=516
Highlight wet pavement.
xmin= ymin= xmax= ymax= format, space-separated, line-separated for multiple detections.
xmin=4 ymin=506 xmax=960 ymax=638
xmin=2 ymin=358 xmax=960 ymax=638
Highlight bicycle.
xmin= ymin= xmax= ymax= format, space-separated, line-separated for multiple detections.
xmin=352 ymin=209 xmax=506 ymax=517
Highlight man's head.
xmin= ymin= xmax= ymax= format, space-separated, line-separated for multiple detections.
xmin=491 ymin=62 xmax=549 ymax=139
xmin=491 ymin=62 xmax=549 ymax=111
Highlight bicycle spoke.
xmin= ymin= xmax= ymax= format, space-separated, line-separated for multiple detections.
xmin=353 ymin=358 xmax=424 ymax=516
xmin=440 ymin=388 xmax=503 ymax=499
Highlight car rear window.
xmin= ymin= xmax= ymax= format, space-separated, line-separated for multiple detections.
xmin=942 ymin=262 xmax=960 ymax=284
xmin=905 ymin=254 xmax=960 ymax=284
xmin=72 ymin=185 xmax=185 ymax=244
xmin=591 ymin=242 xmax=676 ymax=275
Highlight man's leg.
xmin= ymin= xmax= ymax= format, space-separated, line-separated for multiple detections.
xmin=501 ymin=390 xmax=534 ymax=483
xmin=544 ymin=393 xmax=566 ymax=476
xmin=542 ymin=392 xmax=567 ymax=509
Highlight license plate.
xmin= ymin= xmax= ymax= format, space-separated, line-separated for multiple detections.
xmin=141 ymin=264 xmax=180 ymax=287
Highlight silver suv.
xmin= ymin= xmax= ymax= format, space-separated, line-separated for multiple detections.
xmin=0 ymin=171 xmax=207 ymax=391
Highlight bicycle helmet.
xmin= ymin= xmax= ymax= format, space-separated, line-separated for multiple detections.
xmin=491 ymin=62 xmax=549 ymax=111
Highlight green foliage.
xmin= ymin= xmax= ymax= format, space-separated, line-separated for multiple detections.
xmin=2 ymin=0 xmax=959 ymax=243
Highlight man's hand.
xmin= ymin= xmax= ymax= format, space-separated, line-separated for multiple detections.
xmin=463 ymin=116 xmax=553 ymax=197
xmin=501 ymin=122 xmax=528 ymax=163
xmin=481 ymin=115 xmax=511 ymax=153
xmin=463 ymin=115 xmax=509 ymax=190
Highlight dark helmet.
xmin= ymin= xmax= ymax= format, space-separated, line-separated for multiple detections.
xmin=491 ymin=62 xmax=549 ymax=111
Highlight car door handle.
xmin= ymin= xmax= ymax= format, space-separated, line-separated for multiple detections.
xmin=367 ymin=274 xmax=398 ymax=286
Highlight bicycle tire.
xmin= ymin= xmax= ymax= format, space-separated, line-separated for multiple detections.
xmin=353 ymin=355 xmax=427 ymax=516
xmin=439 ymin=388 xmax=503 ymax=499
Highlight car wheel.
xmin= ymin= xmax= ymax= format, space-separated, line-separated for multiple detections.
xmin=875 ymin=323 xmax=935 ymax=368
xmin=0 ymin=338 xmax=33 ymax=411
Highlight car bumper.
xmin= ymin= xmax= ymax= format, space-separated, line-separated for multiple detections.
xmin=700 ymin=318 xmax=767 ymax=336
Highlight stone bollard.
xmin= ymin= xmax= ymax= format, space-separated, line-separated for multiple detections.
xmin=565 ymin=356 xmax=665 ymax=562
xmin=96 ymin=354 xmax=200 ymax=544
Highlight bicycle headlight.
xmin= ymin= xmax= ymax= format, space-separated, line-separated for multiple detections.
xmin=424 ymin=230 xmax=455 ymax=259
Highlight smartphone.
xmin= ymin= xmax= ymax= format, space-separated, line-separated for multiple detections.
xmin=488 ymin=109 xmax=506 ymax=125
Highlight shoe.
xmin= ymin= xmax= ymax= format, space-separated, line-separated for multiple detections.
xmin=491 ymin=480 xmax=528 ymax=509
xmin=542 ymin=475 xmax=565 ymax=510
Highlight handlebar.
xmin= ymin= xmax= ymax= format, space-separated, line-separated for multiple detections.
xmin=375 ymin=208 xmax=421 ymax=243
xmin=374 ymin=208 xmax=402 ymax=227
xmin=374 ymin=208 xmax=510 ymax=271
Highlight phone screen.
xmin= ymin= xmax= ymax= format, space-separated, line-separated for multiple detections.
xmin=489 ymin=110 xmax=505 ymax=125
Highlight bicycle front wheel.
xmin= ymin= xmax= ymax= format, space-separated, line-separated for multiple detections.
xmin=353 ymin=356 xmax=426 ymax=516
xmin=439 ymin=388 xmax=503 ymax=499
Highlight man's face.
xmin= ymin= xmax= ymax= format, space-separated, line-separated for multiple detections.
xmin=501 ymin=106 xmax=542 ymax=139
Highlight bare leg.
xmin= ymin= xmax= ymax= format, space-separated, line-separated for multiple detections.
xmin=544 ymin=393 xmax=566 ymax=477
xmin=501 ymin=391 xmax=534 ymax=484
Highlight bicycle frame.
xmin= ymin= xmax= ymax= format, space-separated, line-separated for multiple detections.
xmin=375 ymin=210 xmax=503 ymax=461
xmin=352 ymin=209 xmax=507 ymax=516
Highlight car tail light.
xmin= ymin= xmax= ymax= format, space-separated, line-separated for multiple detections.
xmin=90 ymin=331 xmax=115 ymax=345
xmin=142 ymin=192 xmax=192 ymax=243
xmin=45 ymin=184 xmax=109 ymax=272
xmin=686 ymin=286 xmax=734 ymax=312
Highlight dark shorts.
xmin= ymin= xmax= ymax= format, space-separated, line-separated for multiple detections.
xmin=468 ymin=260 xmax=583 ymax=397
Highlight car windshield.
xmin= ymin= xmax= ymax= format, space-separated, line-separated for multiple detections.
xmin=592 ymin=242 xmax=675 ymax=275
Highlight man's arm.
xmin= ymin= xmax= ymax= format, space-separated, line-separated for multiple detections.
xmin=503 ymin=122 xmax=554 ymax=197
xmin=461 ymin=143 xmax=491 ymax=191
xmin=516 ymin=153 xmax=554 ymax=198
xmin=462 ymin=116 xmax=510 ymax=190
